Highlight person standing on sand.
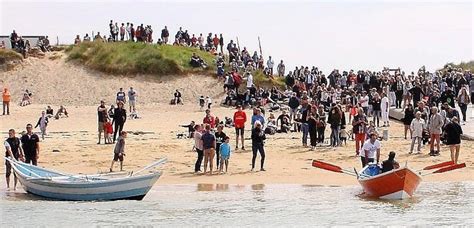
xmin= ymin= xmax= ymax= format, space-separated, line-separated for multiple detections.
xmin=35 ymin=111 xmax=48 ymax=140
xmin=21 ymin=124 xmax=40 ymax=166
xmin=428 ymin=107 xmax=443 ymax=156
xmin=193 ymin=125 xmax=204 ymax=173
xmin=5 ymin=129 xmax=24 ymax=190
xmin=233 ymin=105 xmax=247 ymax=150
xmin=409 ymin=111 xmax=425 ymax=154
xmin=444 ymin=117 xmax=463 ymax=164
xmin=2 ymin=87 xmax=11 ymax=115
xmin=128 ymin=87 xmax=137 ymax=113
xmin=203 ymin=109 xmax=216 ymax=129
xmin=219 ymin=136 xmax=231 ymax=173
xmin=116 ymin=88 xmax=126 ymax=104
xmin=110 ymin=131 xmax=126 ymax=172
xmin=112 ymin=102 xmax=127 ymax=142
xmin=214 ymin=125 xmax=227 ymax=170
xmin=201 ymin=124 xmax=216 ymax=175
xmin=352 ymin=108 xmax=368 ymax=155
xmin=251 ymin=121 xmax=266 ymax=171
xmin=97 ymin=100 xmax=107 ymax=144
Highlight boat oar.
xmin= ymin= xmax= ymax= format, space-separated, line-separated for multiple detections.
xmin=421 ymin=161 xmax=454 ymax=171
xmin=423 ymin=163 xmax=466 ymax=176
xmin=312 ymin=160 xmax=357 ymax=177
xmin=131 ymin=158 xmax=167 ymax=176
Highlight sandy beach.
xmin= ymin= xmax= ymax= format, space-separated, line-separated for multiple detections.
xmin=0 ymin=54 xmax=473 ymax=188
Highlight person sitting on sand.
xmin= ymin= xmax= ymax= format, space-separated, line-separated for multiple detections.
xmin=20 ymin=90 xmax=32 ymax=107
xmin=45 ymin=106 xmax=54 ymax=118
xmin=110 ymin=131 xmax=126 ymax=172
xmin=381 ymin=151 xmax=400 ymax=173
xmin=54 ymin=105 xmax=69 ymax=119
xmin=219 ymin=136 xmax=231 ymax=173
xmin=173 ymin=89 xmax=183 ymax=105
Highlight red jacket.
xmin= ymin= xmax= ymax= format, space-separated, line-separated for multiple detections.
xmin=203 ymin=115 xmax=216 ymax=128
xmin=233 ymin=111 xmax=247 ymax=128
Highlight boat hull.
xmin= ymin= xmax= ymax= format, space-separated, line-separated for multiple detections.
xmin=358 ymin=168 xmax=421 ymax=200
xmin=11 ymin=161 xmax=161 ymax=201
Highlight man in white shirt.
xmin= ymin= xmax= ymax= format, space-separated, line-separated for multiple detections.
xmin=409 ymin=111 xmax=425 ymax=154
xmin=381 ymin=93 xmax=390 ymax=127
xmin=246 ymin=72 xmax=253 ymax=90
xmin=360 ymin=132 xmax=381 ymax=168
xmin=266 ymin=56 xmax=274 ymax=75
xmin=360 ymin=91 xmax=370 ymax=115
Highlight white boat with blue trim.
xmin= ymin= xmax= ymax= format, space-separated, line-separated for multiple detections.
xmin=5 ymin=157 xmax=166 ymax=201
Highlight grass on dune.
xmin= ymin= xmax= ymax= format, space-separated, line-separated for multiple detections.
xmin=0 ymin=49 xmax=23 ymax=62
xmin=66 ymin=41 xmax=216 ymax=75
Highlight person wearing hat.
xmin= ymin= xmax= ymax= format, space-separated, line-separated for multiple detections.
xmin=381 ymin=151 xmax=400 ymax=173
xmin=360 ymin=131 xmax=381 ymax=168
xmin=410 ymin=111 xmax=425 ymax=154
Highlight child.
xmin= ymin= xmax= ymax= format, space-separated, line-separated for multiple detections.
xmin=104 ymin=118 xmax=113 ymax=144
xmin=219 ymin=136 xmax=231 ymax=173
xmin=110 ymin=131 xmax=127 ymax=172
xmin=199 ymin=96 xmax=205 ymax=111
xmin=339 ymin=126 xmax=349 ymax=146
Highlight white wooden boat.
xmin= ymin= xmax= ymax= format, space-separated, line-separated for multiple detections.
xmin=5 ymin=157 xmax=166 ymax=201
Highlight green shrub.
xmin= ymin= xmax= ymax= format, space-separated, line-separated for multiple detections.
xmin=65 ymin=42 xmax=216 ymax=76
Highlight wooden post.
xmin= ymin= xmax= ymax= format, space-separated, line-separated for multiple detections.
xmin=258 ymin=36 xmax=263 ymax=57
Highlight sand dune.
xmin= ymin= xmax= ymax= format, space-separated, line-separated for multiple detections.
xmin=0 ymin=52 xmax=225 ymax=106
xmin=0 ymin=54 xmax=472 ymax=187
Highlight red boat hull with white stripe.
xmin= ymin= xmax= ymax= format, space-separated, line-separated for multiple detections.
xmin=358 ymin=168 xmax=422 ymax=200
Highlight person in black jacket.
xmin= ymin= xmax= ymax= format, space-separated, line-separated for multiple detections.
xmin=288 ymin=92 xmax=300 ymax=121
xmin=251 ymin=121 xmax=266 ymax=171
xmin=112 ymin=102 xmax=127 ymax=142
xmin=444 ymin=117 xmax=463 ymax=164
xmin=403 ymin=104 xmax=415 ymax=139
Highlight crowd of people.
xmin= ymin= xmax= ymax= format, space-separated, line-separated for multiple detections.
xmin=186 ymin=60 xmax=471 ymax=173
xmin=9 ymin=30 xmax=51 ymax=57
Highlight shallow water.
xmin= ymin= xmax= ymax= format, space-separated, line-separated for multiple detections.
xmin=0 ymin=182 xmax=473 ymax=227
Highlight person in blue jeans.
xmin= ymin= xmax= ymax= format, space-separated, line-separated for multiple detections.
xmin=300 ymin=103 xmax=310 ymax=147
xmin=251 ymin=121 xmax=266 ymax=171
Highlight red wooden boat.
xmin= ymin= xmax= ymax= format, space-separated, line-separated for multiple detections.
xmin=312 ymin=160 xmax=466 ymax=200
xmin=358 ymin=166 xmax=421 ymax=199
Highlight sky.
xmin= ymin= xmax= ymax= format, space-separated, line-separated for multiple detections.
xmin=1 ymin=0 xmax=472 ymax=73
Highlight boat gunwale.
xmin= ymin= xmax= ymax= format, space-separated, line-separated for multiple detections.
xmin=357 ymin=167 xmax=422 ymax=182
